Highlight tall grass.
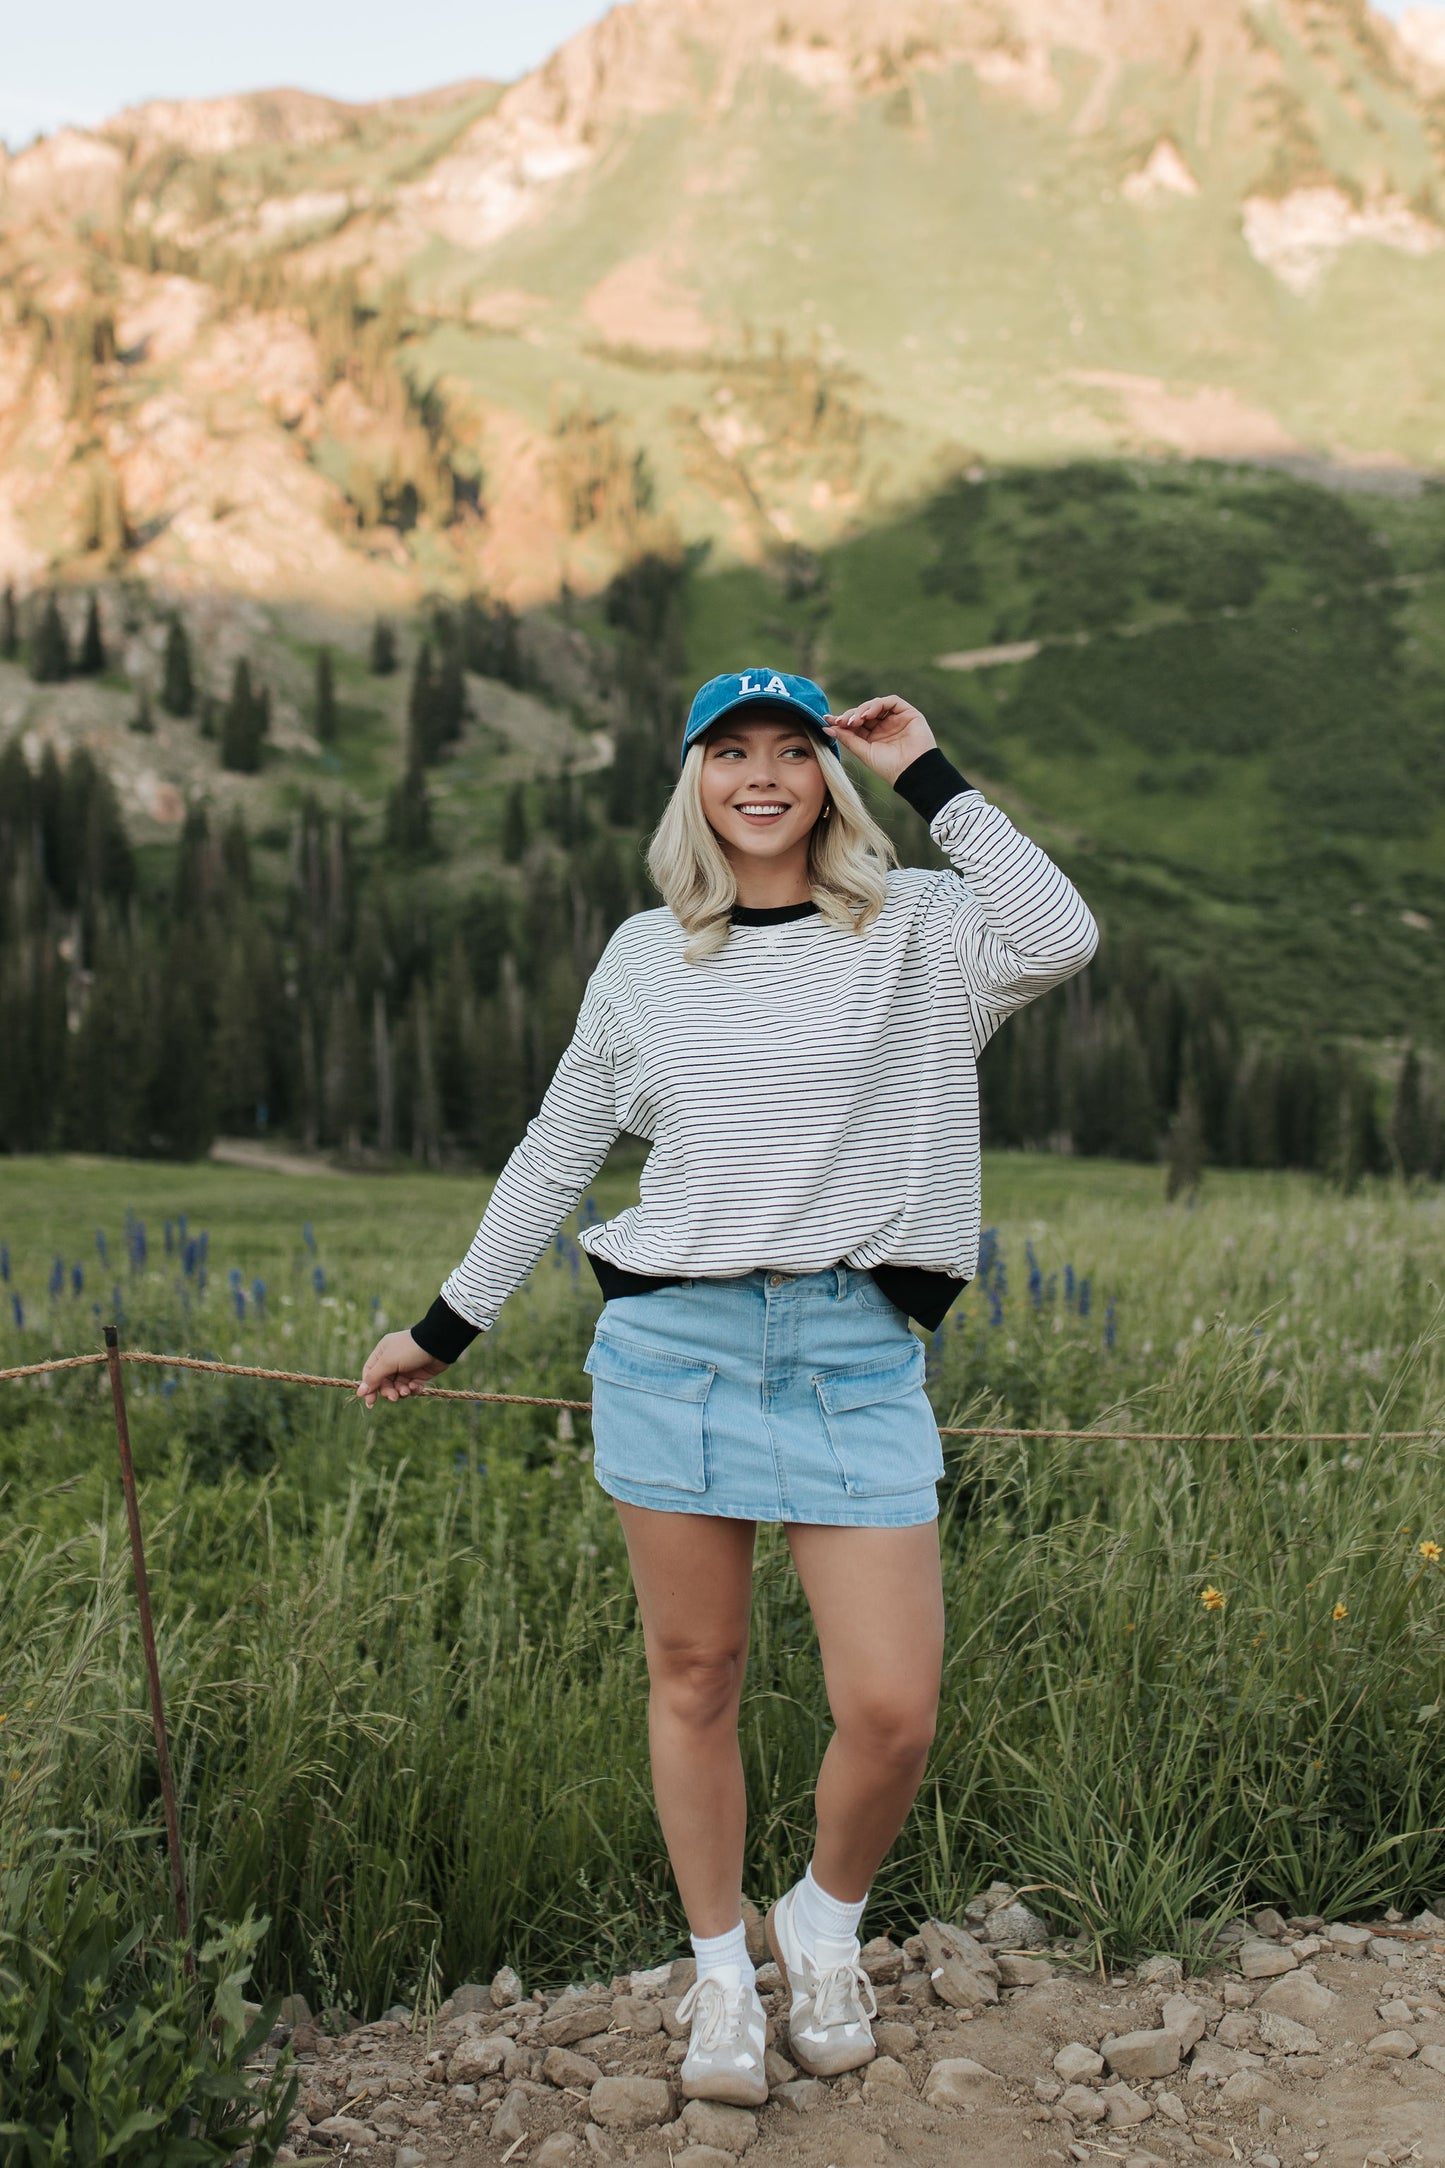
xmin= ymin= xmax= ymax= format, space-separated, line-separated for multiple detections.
xmin=1 ymin=1156 xmax=1442 ymax=2013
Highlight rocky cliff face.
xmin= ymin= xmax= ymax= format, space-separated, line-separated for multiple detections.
xmin=1 ymin=0 xmax=1442 ymax=607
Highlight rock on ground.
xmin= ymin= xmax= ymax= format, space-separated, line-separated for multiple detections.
xmin=1054 ymin=2042 xmax=1105 ymax=2082
xmin=680 ymin=2097 xmax=758 ymax=2152
xmin=1238 ymin=1937 xmax=1298 ymax=1978
xmin=1101 ymin=2026 xmax=1181 ymax=2080
xmin=588 ymin=2074 xmax=674 ymax=2128
xmin=922 ymin=2056 xmax=1002 ymax=2106
xmin=533 ymin=2140 xmax=578 ymax=2168
xmin=1257 ymin=1969 xmax=1338 ymax=2022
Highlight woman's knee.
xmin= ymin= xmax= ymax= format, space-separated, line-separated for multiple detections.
xmin=836 ymin=1686 xmax=938 ymax=1766
xmin=647 ymin=1638 xmax=747 ymax=1729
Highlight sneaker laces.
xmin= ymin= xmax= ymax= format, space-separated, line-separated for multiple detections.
xmin=811 ymin=1953 xmax=878 ymax=2032
xmin=675 ymin=1973 xmax=752 ymax=2053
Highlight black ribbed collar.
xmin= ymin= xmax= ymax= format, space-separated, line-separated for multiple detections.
xmin=729 ymin=900 xmax=821 ymax=925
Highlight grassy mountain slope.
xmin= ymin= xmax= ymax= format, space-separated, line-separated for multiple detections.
xmin=672 ymin=456 xmax=1445 ymax=1044
xmin=3 ymin=0 xmax=1445 ymax=609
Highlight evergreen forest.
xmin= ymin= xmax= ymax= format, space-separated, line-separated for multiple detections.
xmin=2 ymin=460 xmax=1442 ymax=1187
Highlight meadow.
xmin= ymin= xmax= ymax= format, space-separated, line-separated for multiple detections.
xmin=1 ymin=1149 xmax=1443 ymax=2024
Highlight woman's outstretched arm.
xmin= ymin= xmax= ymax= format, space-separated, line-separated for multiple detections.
xmin=356 ymin=980 xmax=622 ymax=1407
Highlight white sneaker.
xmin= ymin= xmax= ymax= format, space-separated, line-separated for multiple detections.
xmin=764 ymin=1884 xmax=877 ymax=2077
xmin=675 ymin=1969 xmax=769 ymax=2106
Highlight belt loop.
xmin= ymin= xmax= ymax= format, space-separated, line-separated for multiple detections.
xmin=834 ymin=1261 xmax=847 ymax=1300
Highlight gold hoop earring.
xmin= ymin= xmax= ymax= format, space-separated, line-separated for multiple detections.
xmin=821 ymin=802 xmax=832 ymax=820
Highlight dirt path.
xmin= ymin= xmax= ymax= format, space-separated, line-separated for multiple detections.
xmin=277 ymin=1905 xmax=1445 ymax=2168
xmin=207 ymin=1138 xmax=344 ymax=1177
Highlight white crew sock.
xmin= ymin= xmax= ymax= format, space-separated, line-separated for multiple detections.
xmin=689 ymin=1920 xmax=755 ymax=1991
xmin=792 ymin=1859 xmax=868 ymax=1963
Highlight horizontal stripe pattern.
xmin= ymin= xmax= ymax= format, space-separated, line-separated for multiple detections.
xmin=441 ymin=787 xmax=1098 ymax=1333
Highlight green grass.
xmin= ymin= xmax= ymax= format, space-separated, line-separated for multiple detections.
xmin=1 ymin=1153 xmax=1442 ymax=2014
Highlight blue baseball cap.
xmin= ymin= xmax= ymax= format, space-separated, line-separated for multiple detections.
xmin=680 ymin=667 xmax=841 ymax=768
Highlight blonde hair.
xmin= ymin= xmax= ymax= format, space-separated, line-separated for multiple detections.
xmin=645 ymin=721 xmax=900 ymax=965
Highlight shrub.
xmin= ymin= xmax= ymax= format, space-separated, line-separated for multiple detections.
xmin=0 ymin=1837 xmax=297 ymax=2164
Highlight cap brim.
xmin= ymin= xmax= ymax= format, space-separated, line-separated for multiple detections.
xmin=683 ymin=692 xmax=841 ymax=761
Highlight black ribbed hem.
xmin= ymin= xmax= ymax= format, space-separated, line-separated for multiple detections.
xmin=409 ymin=1293 xmax=481 ymax=1364
xmin=868 ymin=1262 xmax=968 ymax=1332
xmin=588 ymin=1254 xmax=691 ymax=1302
xmin=587 ymin=1251 xmax=968 ymax=1332
xmin=893 ymin=746 xmax=973 ymax=824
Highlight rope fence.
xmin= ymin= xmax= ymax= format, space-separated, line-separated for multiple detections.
xmin=1 ymin=1344 xmax=1438 ymax=1443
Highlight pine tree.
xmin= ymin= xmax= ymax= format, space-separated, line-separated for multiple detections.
xmin=502 ymin=782 xmax=529 ymax=864
xmin=78 ymin=594 xmax=106 ymax=675
xmin=146 ymin=921 xmax=217 ymax=1157
xmin=372 ymin=989 xmax=396 ymax=1156
xmin=1391 ymin=1046 xmax=1428 ymax=1180
xmin=315 ymin=645 xmax=338 ymax=744
xmin=435 ymin=641 xmax=466 ymax=749
xmin=30 ymin=594 xmax=70 ymax=682
xmin=0 ymin=584 xmax=17 ymax=660
xmin=406 ymin=643 xmax=439 ymax=765
xmin=369 ymin=617 xmax=397 ymax=674
xmin=220 ymin=811 xmax=252 ymax=900
xmin=322 ymin=981 xmax=367 ymax=1155
xmin=494 ymin=600 xmax=523 ymax=686
xmin=161 ymin=614 xmax=194 ymax=716
xmin=128 ymin=687 xmax=154 ymax=734
xmin=210 ymin=924 xmax=272 ymax=1134
xmin=477 ymin=951 xmax=529 ymax=1166
xmin=408 ymin=980 xmax=442 ymax=1167
xmin=198 ymin=692 xmax=217 ymax=740
xmin=1165 ymin=1074 xmax=1204 ymax=1202
xmin=221 ymin=658 xmax=264 ymax=773
xmin=384 ymin=754 xmax=432 ymax=857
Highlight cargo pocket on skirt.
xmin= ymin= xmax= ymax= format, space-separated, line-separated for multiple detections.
xmin=583 ymin=1329 xmax=718 ymax=1494
xmin=811 ymin=1338 xmax=944 ymax=1498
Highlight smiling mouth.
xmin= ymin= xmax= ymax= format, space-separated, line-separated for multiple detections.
xmin=734 ymin=803 xmax=792 ymax=820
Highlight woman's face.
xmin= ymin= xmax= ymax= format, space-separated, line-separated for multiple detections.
xmin=696 ymin=711 xmax=830 ymax=864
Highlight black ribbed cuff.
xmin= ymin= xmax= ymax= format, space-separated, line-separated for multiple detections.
xmin=893 ymin=746 xmax=973 ymax=823
xmin=409 ymin=1293 xmax=481 ymax=1364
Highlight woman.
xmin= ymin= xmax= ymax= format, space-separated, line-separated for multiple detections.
xmin=357 ymin=670 xmax=1097 ymax=2107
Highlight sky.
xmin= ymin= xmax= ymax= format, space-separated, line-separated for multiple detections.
xmin=0 ymin=0 xmax=614 ymax=149
xmin=1 ymin=0 xmax=1440 ymax=152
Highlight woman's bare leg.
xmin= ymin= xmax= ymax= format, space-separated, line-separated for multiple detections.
xmin=613 ymin=1502 xmax=758 ymax=1937
xmin=783 ymin=1520 xmax=945 ymax=1902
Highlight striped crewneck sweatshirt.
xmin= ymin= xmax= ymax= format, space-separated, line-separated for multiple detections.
xmin=412 ymin=749 xmax=1098 ymax=1361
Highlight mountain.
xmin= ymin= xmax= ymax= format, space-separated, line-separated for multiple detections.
xmin=1 ymin=0 xmax=1443 ymax=1078
xmin=2 ymin=0 xmax=1444 ymax=609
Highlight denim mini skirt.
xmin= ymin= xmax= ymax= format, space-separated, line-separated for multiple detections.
xmin=582 ymin=1263 xmax=943 ymax=1527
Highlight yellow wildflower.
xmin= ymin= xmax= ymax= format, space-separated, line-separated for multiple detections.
xmin=1201 ymin=1586 xmax=1227 ymax=1612
xmin=1420 ymin=1541 xmax=1442 ymax=1563
xmin=1332 ymin=1602 xmax=1348 ymax=1622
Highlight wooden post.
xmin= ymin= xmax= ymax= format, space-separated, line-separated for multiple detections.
xmin=102 ymin=1326 xmax=192 ymax=1966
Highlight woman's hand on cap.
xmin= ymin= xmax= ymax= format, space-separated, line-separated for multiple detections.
xmin=822 ymin=696 xmax=936 ymax=783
